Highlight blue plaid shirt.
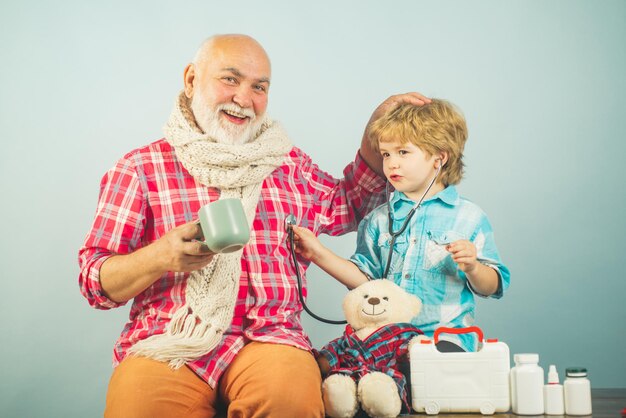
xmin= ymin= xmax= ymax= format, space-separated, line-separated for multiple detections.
xmin=350 ymin=186 xmax=510 ymax=351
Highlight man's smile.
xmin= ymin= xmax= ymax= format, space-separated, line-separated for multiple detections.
xmin=222 ymin=109 xmax=249 ymax=125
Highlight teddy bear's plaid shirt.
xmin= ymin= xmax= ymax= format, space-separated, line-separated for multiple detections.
xmin=78 ymin=139 xmax=385 ymax=388
xmin=318 ymin=323 xmax=423 ymax=412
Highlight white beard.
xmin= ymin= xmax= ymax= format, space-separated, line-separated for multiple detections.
xmin=191 ymin=93 xmax=265 ymax=145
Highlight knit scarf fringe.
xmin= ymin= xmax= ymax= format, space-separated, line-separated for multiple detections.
xmin=128 ymin=92 xmax=292 ymax=368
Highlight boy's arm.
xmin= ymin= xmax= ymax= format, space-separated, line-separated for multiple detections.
xmin=292 ymin=225 xmax=369 ymax=289
xmin=464 ymin=262 xmax=500 ymax=296
xmin=447 ymin=239 xmax=501 ymax=296
xmin=310 ymin=245 xmax=369 ymax=289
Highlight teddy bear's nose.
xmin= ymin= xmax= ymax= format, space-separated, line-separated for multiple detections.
xmin=368 ymin=297 xmax=380 ymax=305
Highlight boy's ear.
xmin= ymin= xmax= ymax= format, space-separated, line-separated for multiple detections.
xmin=436 ymin=152 xmax=449 ymax=168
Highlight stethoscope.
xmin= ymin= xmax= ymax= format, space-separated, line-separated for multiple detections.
xmin=284 ymin=159 xmax=443 ymax=324
xmin=285 ymin=214 xmax=347 ymax=324
xmin=382 ymin=160 xmax=443 ymax=278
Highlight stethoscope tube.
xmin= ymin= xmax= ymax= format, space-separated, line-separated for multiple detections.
xmin=286 ymin=218 xmax=347 ymax=325
xmin=382 ymin=161 xmax=443 ymax=278
xmin=284 ymin=160 xmax=443 ymax=324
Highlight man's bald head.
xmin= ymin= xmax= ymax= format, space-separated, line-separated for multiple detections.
xmin=193 ymin=34 xmax=271 ymax=72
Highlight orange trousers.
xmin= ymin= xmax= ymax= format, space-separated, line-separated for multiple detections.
xmin=104 ymin=341 xmax=324 ymax=418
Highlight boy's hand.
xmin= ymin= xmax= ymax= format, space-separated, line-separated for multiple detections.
xmin=446 ymin=240 xmax=478 ymax=273
xmin=291 ymin=225 xmax=325 ymax=261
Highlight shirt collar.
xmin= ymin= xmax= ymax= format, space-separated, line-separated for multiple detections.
xmin=436 ymin=185 xmax=460 ymax=206
xmin=390 ymin=185 xmax=459 ymax=218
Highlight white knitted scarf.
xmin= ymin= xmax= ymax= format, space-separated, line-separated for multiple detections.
xmin=128 ymin=92 xmax=292 ymax=368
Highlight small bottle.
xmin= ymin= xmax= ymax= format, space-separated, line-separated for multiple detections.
xmin=544 ymin=365 xmax=565 ymax=415
xmin=510 ymin=353 xmax=544 ymax=415
xmin=564 ymin=367 xmax=592 ymax=415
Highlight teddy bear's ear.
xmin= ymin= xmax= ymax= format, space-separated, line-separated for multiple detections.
xmin=342 ymin=286 xmax=364 ymax=329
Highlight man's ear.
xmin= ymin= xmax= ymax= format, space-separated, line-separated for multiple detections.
xmin=183 ymin=63 xmax=196 ymax=99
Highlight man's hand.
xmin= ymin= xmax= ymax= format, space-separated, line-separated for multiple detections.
xmin=367 ymin=92 xmax=432 ymax=130
xmin=360 ymin=92 xmax=432 ymax=175
xmin=152 ymin=221 xmax=215 ymax=273
xmin=100 ymin=221 xmax=215 ymax=303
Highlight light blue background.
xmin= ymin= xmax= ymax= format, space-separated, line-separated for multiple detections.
xmin=1 ymin=1 xmax=624 ymax=417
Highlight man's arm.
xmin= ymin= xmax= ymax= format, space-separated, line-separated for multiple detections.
xmin=78 ymin=157 xmax=214 ymax=307
xmin=359 ymin=92 xmax=432 ymax=176
xmin=100 ymin=222 xmax=214 ymax=303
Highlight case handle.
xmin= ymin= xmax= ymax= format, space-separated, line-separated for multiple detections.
xmin=434 ymin=326 xmax=484 ymax=343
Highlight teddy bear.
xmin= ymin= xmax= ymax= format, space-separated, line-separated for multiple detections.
xmin=316 ymin=279 xmax=426 ymax=418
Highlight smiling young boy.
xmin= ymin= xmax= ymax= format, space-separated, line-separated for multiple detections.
xmin=292 ymin=100 xmax=510 ymax=351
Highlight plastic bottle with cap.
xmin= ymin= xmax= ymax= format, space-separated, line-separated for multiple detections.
xmin=510 ymin=353 xmax=544 ymax=415
xmin=543 ymin=365 xmax=565 ymax=415
xmin=564 ymin=367 xmax=592 ymax=415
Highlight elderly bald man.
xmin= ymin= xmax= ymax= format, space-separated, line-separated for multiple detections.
xmin=79 ymin=34 xmax=430 ymax=418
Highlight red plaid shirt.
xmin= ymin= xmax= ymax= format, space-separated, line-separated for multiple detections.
xmin=78 ymin=138 xmax=385 ymax=387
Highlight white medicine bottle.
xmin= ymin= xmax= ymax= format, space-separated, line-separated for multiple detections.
xmin=510 ymin=353 xmax=544 ymax=415
xmin=544 ymin=365 xmax=565 ymax=415
xmin=564 ymin=367 xmax=592 ymax=415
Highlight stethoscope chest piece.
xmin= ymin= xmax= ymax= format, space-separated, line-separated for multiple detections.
xmin=284 ymin=213 xmax=347 ymax=325
xmin=285 ymin=214 xmax=297 ymax=231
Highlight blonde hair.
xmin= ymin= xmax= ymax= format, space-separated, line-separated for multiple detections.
xmin=369 ymin=99 xmax=468 ymax=186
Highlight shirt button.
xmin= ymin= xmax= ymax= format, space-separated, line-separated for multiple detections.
xmin=412 ymin=238 xmax=417 ymax=243
xmin=405 ymin=274 xmax=410 ymax=278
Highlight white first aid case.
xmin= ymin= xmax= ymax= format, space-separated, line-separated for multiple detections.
xmin=410 ymin=326 xmax=511 ymax=415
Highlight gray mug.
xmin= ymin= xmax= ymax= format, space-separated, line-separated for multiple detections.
xmin=197 ymin=198 xmax=250 ymax=253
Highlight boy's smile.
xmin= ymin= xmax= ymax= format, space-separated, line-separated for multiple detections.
xmin=379 ymin=140 xmax=445 ymax=201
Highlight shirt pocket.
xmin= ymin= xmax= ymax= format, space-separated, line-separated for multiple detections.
xmin=378 ymin=233 xmax=410 ymax=280
xmin=422 ymin=230 xmax=466 ymax=275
